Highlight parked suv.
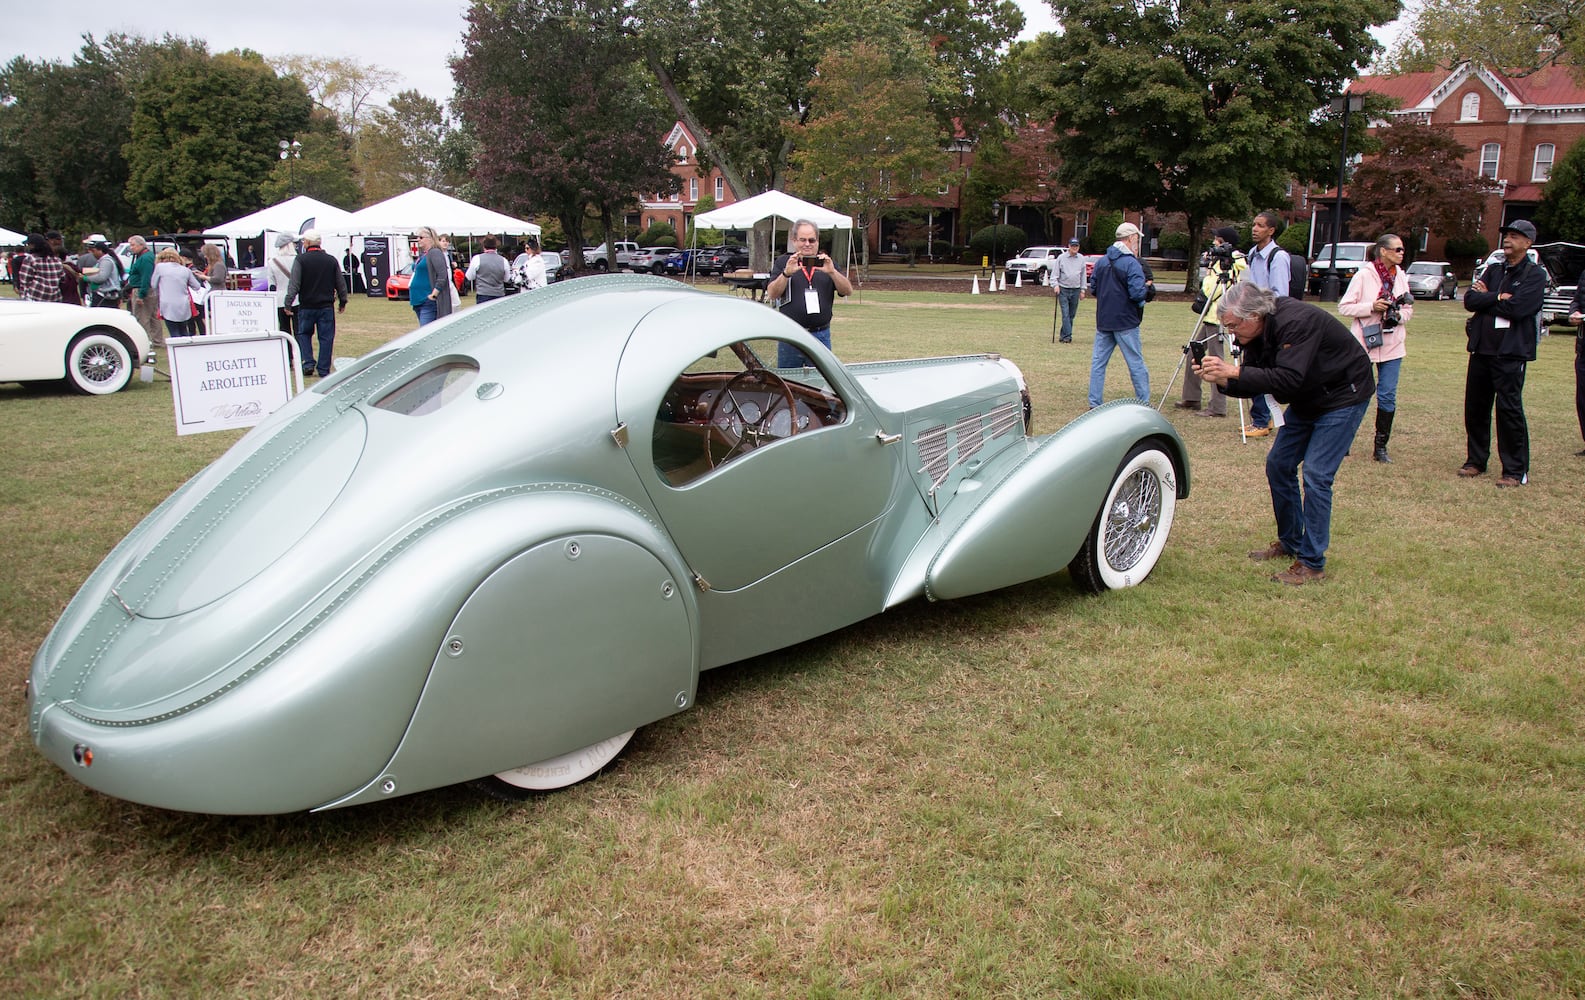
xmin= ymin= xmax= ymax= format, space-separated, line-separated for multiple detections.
xmin=1307 ymin=242 xmax=1372 ymax=296
xmin=697 ymin=244 xmax=749 ymax=276
xmin=1004 ymin=246 xmax=1063 ymax=284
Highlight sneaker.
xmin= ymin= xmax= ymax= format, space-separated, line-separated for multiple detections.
xmin=1248 ymin=540 xmax=1292 ymax=562
xmin=1272 ymin=560 xmax=1325 ymax=586
xmin=1242 ymin=425 xmax=1271 ymax=438
xmin=1457 ymin=464 xmax=1484 ymax=478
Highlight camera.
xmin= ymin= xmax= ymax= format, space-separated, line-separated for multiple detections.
xmin=1382 ymin=291 xmax=1414 ymax=331
xmin=801 ymin=255 xmax=822 ymax=268
xmin=1190 ymin=339 xmax=1208 ymax=362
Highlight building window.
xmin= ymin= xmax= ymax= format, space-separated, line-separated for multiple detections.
xmin=1461 ymin=93 xmax=1480 ymax=120
xmin=1533 ymin=143 xmax=1555 ymax=181
xmin=1419 ymin=229 xmax=1429 ymax=252
xmin=1480 ymin=143 xmax=1500 ymax=180
xmin=1075 ymin=211 xmax=1090 ymax=240
xmin=690 ymin=177 xmax=698 ymax=201
xmin=715 ymin=177 xmax=724 ymax=200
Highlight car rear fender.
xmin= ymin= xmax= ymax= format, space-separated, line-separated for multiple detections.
xmin=315 ymin=488 xmax=700 ymax=810
xmin=907 ymin=403 xmax=1188 ymax=603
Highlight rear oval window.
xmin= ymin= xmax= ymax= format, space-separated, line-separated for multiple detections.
xmin=374 ymin=360 xmax=479 ymax=416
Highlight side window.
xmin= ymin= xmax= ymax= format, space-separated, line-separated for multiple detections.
xmin=652 ymin=338 xmax=849 ymax=486
xmin=1533 ymin=143 xmax=1555 ymax=182
xmin=1480 ymin=142 xmax=1501 ymax=180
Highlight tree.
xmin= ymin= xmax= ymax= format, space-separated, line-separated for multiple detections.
xmin=124 ymin=49 xmax=312 ymax=229
xmin=788 ymin=42 xmax=948 ymax=272
xmin=271 ymin=54 xmax=399 ymax=195
xmin=454 ymin=0 xmax=679 ymax=270
xmin=257 ymin=113 xmax=361 ymax=208
xmin=1030 ymin=0 xmax=1397 ymax=285
xmin=0 ymin=34 xmax=204 ymax=235
xmin=1535 ymin=136 xmax=1585 ymax=239
xmin=1382 ymin=0 xmax=1580 ymax=75
xmin=359 ymin=90 xmax=461 ymax=203
xmin=632 ymin=0 xmax=1021 ymax=198
xmin=1346 ymin=121 xmax=1488 ymax=252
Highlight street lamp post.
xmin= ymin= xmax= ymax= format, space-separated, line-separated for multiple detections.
xmin=991 ymin=200 xmax=1001 ymax=280
xmin=279 ymin=139 xmax=302 ymax=196
xmin=1321 ymin=94 xmax=1365 ymax=302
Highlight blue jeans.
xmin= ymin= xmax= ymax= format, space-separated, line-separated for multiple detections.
xmin=163 ymin=318 xmax=197 ymax=339
xmin=1088 ymin=327 xmax=1150 ymax=407
xmin=475 ymin=293 xmax=502 ymax=304
xmin=1266 ymin=400 xmax=1369 ymax=571
xmin=1249 ymin=393 xmax=1272 ymax=428
xmin=777 ymin=326 xmax=830 ymax=368
xmin=1373 ymin=358 xmax=1401 ymax=412
xmin=413 ymin=299 xmax=437 ymax=327
xmin=1058 ymin=287 xmax=1080 ymax=342
xmin=294 ymin=307 xmax=335 ymax=375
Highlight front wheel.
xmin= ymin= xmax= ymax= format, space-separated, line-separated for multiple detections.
xmin=64 ymin=330 xmax=134 ymax=395
xmin=470 ymin=729 xmax=637 ymax=800
xmin=1068 ymin=443 xmax=1177 ymax=592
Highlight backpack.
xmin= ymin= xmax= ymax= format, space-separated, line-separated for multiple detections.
xmin=1288 ymin=250 xmax=1307 ymax=300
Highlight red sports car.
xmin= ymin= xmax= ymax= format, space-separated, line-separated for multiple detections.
xmin=384 ymin=262 xmax=466 ymax=301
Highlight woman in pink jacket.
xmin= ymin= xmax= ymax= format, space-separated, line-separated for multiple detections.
xmin=1338 ymin=234 xmax=1414 ymax=463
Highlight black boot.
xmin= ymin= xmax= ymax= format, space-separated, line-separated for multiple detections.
xmin=1373 ymin=409 xmax=1394 ymax=463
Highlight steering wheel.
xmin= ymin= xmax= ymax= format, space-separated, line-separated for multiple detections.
xmin=703 ymin=368 xmax=800 ymax=467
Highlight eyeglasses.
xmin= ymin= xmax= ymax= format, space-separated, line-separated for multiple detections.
xmin=795 ymin=237 xmax=818 ymax=244
xmin=1384 ymin=245 xmax=1404 ymax=253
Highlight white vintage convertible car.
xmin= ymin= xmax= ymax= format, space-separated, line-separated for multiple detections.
xmin=0 ymin=299 xmax=154 ymax=395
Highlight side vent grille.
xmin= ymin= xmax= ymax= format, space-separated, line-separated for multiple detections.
xmin=954 ymin=413 xmax=985 ymax=461
xmin=917 ymin=424 xmax=950 ymax=488
xmin=988 ymin=401 xmax=1022 ymax=438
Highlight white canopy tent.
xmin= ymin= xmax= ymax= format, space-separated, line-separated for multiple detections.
xmin=208 ymin=195 xmax=356 ymax=239
xmin=694 ymin=189 xmax=852 ymax=232
xmin=1 ymin=225 xmax=26 ymax=246
xmin=327 ymin=187 xmax=540 ymax=238
xmin=692 ymin=190 xmax=855 ymax=283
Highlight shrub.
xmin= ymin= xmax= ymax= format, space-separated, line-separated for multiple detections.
xmin=635 ymin=222 xmax=679 ymax=248
xmin=968 ymin=225 xmax=1028 ymax=266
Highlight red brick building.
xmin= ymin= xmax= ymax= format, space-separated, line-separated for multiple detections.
xmin=630 ymin=122 xmax=740 ymax=241
xmin=1346 ymin=64 xmax=1585 ymax=254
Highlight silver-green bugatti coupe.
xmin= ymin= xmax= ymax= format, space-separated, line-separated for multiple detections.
xmin=28 ymin=275 xmax=1189 ymax=814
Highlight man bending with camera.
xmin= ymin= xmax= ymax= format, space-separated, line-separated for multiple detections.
xmin=1194 ymin=282 xmax=1373 ymax=586
xmin=767 ymin=219 xmax=853 ymax=368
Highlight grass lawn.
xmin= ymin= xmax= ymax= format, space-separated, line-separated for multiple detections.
xmin=2 ymin=282 xmax=1583 ymax=998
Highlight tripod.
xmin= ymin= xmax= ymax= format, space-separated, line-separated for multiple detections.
xmin=1156 ymin=259 xmax=1248 ymax=438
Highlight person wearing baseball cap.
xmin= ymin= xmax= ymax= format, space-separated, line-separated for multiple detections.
xmin=1085 ymin=222 xmax=1151 ymax=407
xmin=1459 ymin=219 xmax=1545 ymax=486
xmin=1053 ymin=237 xmax=1089 ymax=343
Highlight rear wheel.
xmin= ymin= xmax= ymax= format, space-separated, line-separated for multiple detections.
xmin=64 ymin=330 xmax=133 ymax=395
xmin=1069 ymin=443 xmax=1177 ymax=592
xmin=470 ymin=729 xmax=637 ymax=800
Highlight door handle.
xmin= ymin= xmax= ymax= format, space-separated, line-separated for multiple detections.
xmin=875 ymin=431 xmax=902 ymax=445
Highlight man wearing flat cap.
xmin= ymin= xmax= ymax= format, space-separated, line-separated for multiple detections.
xmin=1460 ymin=219 xmax=1545 ymax=487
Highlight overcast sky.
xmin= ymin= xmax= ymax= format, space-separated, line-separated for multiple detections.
xmin=4 ymin=2 xmax=1402 ymax=113
xmin=3 ymin=3 xmax=1061 ymax=108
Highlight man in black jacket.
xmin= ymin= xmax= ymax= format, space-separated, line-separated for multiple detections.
xmin=283 ymin=230 xmax=348 ymax=379
xmin=1461 ymin=220 xmax=1546 ymax=486
xmin=1195 ymin=281 xmax=1374 ymax=585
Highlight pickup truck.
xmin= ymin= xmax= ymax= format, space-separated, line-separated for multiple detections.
xmin=583 ymin=241 xmax=641 ymax=271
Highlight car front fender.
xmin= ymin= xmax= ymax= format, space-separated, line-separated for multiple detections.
xmin=923 ymin=403 xmax=1189 ymax=601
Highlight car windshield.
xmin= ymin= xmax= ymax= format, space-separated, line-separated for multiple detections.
xmin=1406 ymin=262 xmax=1444 ymax=275
xmin=1317 ymin=245 xmax=1368 ymax=261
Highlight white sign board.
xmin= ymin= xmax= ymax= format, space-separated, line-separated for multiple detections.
xmin=206 ymin=291 xmax=278 ymax=336
xmin=168 ymin=332 xmax=301 ymax=436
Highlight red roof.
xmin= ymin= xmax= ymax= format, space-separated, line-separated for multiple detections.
xmin=1351 ymin=64 xmax=1585 ymax=110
